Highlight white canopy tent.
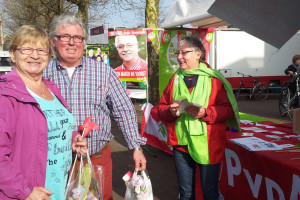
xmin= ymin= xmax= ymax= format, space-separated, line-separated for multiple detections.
xmin=162 ymin=0 xmax=230 ymax=28
xmin=162 ymin=0 xmax=300 ymax=49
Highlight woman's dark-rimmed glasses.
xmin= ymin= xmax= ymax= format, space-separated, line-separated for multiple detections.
xmin=174 ymin=51 xmax=193 ymax=56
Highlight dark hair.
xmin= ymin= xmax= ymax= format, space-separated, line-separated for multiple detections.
xmin=178 ymin=36 xmax=206 ymax=62
xmin=292 ymin=55 xmax=300 ymax=64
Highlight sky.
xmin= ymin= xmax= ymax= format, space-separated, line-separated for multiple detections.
xmin=107 ymin=0 xmax=175 ymax=28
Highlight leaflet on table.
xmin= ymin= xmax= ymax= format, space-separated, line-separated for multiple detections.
xmin=255 ymin=123 xmax=276 ymax=128
xmin=241 ymin=127 xmax=267 ymax=132
xmin=230 ymin=137 xmax=293 ymax=151
xmin=271 ymin=131 xmax=286 ymax=135
xmin=240 ymin=120 xmax=254 ymax=125
xmin=175 ymin=99 xmax=202 ymax=115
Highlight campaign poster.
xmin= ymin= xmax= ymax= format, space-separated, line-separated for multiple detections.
xmin=159 ymin=28 xmax=214 ymax=96
xmin=108 ymin=29 xmax=147 ymax=83
xmin=86 ymin=44 xmax=110 ymax=64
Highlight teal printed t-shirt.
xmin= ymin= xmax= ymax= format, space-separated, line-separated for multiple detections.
xmin=31 ymin=92 xmax=75 ymax=200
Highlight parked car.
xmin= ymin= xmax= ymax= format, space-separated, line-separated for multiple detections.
xmin=0 ymin=51 xmax=12 ymax=74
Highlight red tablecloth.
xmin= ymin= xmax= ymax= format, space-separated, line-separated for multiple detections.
xmin=219 ymin=121 xmax=300 ymax=200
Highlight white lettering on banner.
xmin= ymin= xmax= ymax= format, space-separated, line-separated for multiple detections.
xmin=225 ymin=148 xmax=300 ymax=200
xmin=135 ymin=71 xmax=146 ymax=76
xmin=137 ymin=77 xmax=146 ymax=81
xmin=116 ymin=31 xmax=123 ymax=35
xmin=290 ymin=174 xmax=300 ymax=200
xmin=265 ymin=177 xmax=285 ymax=200
xmin=121 ymin=72 xmax=130 ymax=76
xmin=243 ymin=169 xmax=262 ymax=199
xmin=225 ymin=148 xmax=241 ymax=186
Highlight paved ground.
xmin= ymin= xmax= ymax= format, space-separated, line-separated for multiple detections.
xmin=110 ymin=97 xmax=293 ymax=200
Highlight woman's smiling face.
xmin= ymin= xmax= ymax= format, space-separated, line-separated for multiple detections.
xmin=176 ymin=42 xmax=202 ymax=71
xmin=10 ymin=42 xmax=50 ymax=77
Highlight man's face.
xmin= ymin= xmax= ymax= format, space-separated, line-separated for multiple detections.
xmin=116 ymin=36 xmax=139 ymax=62
xmin=53 ymin=24 xmax=85 ymax=67
xmin=89 ymin=49 xmax=94 ymax=57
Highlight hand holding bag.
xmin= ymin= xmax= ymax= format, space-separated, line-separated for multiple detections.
xmin=124 ymin=170 xmax=153 ymax=200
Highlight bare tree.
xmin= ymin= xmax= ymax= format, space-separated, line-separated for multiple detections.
xmin=0 ymin=0 xmax=169 ymax=34
xmin=145 ymin=0 xmax=159 ymax=28
xmin=0 ymin=0 xmax=77 ymax=34
xmin=66 ymin=0 xmax=91 ymax=30
xmin=145 ymin=0 xmax=160 ymax=105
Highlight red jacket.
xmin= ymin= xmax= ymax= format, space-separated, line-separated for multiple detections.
xmin=157 ymin=75 xmax=234 ymax=164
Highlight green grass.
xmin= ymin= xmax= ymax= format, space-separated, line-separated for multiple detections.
xmin=239 ymin=112 xmax=281 ymax=124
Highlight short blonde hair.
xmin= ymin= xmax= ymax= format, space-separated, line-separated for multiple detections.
xmin=9 ymin=25 xmax=52 ymax=58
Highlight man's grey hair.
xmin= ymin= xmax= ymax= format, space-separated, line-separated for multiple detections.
xmin=49 ymin=15 xmax=88 ymax=41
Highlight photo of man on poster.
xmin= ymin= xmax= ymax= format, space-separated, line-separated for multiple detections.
xmin=108 ymin=29 xmax=147 ymax=86
xmin=114 ymin=35 xmax=147 ymax=71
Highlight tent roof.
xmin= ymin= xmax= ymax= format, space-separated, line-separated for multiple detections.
xmin=162 ymin=0 xmax=230 ymax=28
xmin=163 ymin=0 xmax=300 ymax=49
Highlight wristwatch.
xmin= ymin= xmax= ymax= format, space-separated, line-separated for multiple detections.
xmin=134 ymin=146 xmax=143 ymax=151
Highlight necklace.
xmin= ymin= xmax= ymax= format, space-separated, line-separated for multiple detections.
xmin=19 ymin=72 xmax=48 ymax=99
xmin=27 ymin=80 xmax=48 ymax=99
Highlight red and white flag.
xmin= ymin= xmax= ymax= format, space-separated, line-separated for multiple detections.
xmin=141 ymin=103 xmax=173 ymax=155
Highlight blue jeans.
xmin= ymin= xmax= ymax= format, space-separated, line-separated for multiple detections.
xmin=173 ymin=149 xmax=223 ymax=200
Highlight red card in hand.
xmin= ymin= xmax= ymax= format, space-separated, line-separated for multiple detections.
xmin=78 ymin=116 xmax=99 ymax=139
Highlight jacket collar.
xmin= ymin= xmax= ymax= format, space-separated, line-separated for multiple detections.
xmin=0 ymin=69 xmax=45 ymax=103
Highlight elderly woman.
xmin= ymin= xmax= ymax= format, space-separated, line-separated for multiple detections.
xmin=157 ymin=36 xmax=240 ymax=200
xmin=0 ymin=25 xmax=87 ymax=200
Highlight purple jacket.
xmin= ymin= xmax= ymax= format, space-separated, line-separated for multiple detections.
xmin=0 ymin=69 xmax=77 ymax=199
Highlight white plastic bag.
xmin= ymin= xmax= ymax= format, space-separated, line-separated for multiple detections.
xmin=124 ymin=170 xmax=153 ymax=200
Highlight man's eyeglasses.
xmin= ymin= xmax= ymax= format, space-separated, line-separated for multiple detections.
xmin=174 ymin=50 xmax=193 ymax=56
xmin=116 ymin=43 xmax=136 ymax=50
xmin=55 ymin=34 xmax=85 ymax=43
xmin=16 ymin=47 xmax=49 ymax=56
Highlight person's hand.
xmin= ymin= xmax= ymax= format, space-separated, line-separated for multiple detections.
xmin=185 ymin=105 xmax=206 ymax=119
xmin=289 ymin=71 xmax=294 ymax=75
xmin=72 ymin=135 xmax=88 ymax=156
xmin=25 ymin=187 xmax=52 ymax=200
xmin=133 ymin=147 xmax=147 ymax=171
xmin=169 ymin=102 xmax=180 ymax=117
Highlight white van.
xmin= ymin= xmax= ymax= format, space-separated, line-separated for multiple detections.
xmin=0 ymin=51 xmax=12 ymax=74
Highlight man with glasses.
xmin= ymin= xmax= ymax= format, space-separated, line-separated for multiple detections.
xmin=114 ymin=35 xmax=147 ymax=71
xmin=44 ymin=15 xmax=147 ymax=200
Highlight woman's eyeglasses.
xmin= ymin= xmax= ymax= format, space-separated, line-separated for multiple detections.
xmin=174 ymin=51 xmax=193 ymax=56
xmin=16 ymin=47 xmax=49 ymax=56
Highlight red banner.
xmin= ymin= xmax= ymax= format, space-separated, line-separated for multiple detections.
xmin=114 ymin=69 xmax=147 ymax=82
xmin=108 ymin=29 xmax=146 ymax=37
